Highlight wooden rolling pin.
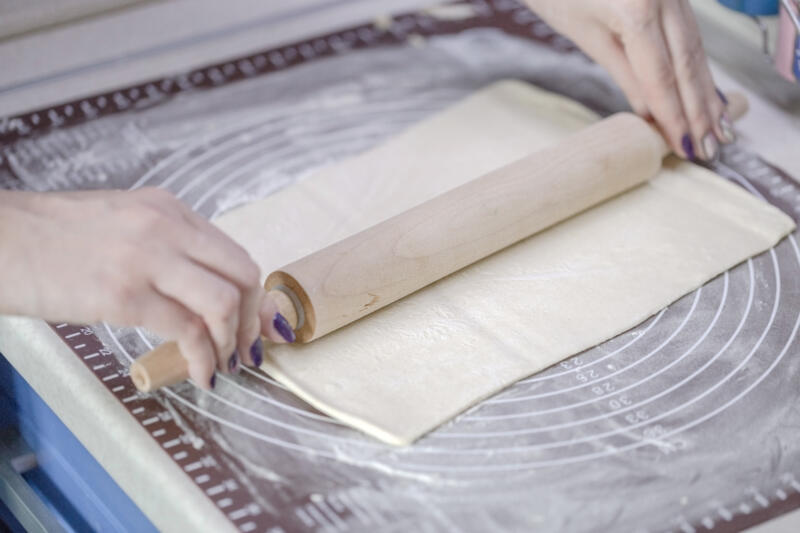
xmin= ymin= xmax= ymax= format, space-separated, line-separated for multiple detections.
xmin=131 ymin=94 xmax=748 ymax=392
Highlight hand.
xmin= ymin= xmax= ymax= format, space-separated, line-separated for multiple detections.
xmin=0 ymin=188 xmax=281 ymax=389
xmin=526 ymin=0 xmax=735 ymax=161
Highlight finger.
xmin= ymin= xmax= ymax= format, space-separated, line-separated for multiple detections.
xmin=186 ymin=224 xmax=261 ymax=294
xmin=137 ymin=290 xmax=217 ymax=390
xmin=619 ymin=6 xmax=693 ymax=159
xmin=661 ymin=0 xmax=721 ymax=160
xmin=180 ymin=211 xmax=264 ymax=368
xmin=575 ymin=27 xmax=649 ymax=116
xmin=675 ymin=0 xmax=735 ymax=145
xmin=174 ymin=203 xmax=263 ymax=289
xmin=259 ymin=295 xmax=296 ymax=345
xmin=152 ymin=256 xmax=240 ymax=373
xmin=237 ymin=285 xmax=264 ymax=368
xmin=168 ymin=197 xmax=265 ymax=367
xmin=130 ymin=188 xmax=258 ymax=283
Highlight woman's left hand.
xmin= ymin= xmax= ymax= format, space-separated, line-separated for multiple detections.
xmin=526 ymin=0 xmax=735 ymax=161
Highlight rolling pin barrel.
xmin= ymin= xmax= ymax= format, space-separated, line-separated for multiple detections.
xmin=131 ymin=92 xmax=749 ymax=392
xmin=266 ymin=112 xmax=667 ymax=342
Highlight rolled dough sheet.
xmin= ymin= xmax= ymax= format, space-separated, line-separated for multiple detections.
xmin=214 ymin=80 xmax=795 ymax=445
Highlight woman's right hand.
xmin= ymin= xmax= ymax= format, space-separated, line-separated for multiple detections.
xmin=0 ymin=187 xmax=288 ymax=389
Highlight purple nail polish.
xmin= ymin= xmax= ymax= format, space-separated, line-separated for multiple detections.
xmin=210 ymin=374 xmax=216 ymax=389
xmin=250 ymin=338 xmax=263 ymax=367
xmin=273 ymin=313 xmax=296 ymax=343
xmin=716 ymin=87 xmax=729 ymax=105
xmin=228 ymin=351 xmax=238 ymax=372
xmin=681 ymin=134 xmax=696 ymax=161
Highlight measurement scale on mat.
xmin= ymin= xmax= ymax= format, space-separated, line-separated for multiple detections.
xmin=3 ymin=1 xmax=800 ymax=531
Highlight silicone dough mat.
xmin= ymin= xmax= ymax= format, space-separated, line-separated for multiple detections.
xmin=215 ymin=80 xmax=795 ymax=445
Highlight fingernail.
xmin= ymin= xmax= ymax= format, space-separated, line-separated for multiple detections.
xmin=681 ymin=134 xmax=696 ymax=161
xmin=702 ymin=132 xmax=718 ymax=161
xmin=250 ymin=337 xmax=263 ymax=367
xmin=720 ymin=114 xmax=736 ymax=143
xmin=273 ymin=313 xmax=296 ymax=343
xmin=228 ymin=351 xmax=239 ymax=372
xmin=716 ymin=87 xmax=729 ymax=106
xmin=209 ymin=373 xmax=216 ymax=389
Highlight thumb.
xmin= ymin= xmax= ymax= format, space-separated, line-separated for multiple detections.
xmin=259 ymin=293 xmax=296 ymax=344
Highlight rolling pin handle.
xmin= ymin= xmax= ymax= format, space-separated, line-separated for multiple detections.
xmin=130 ymin=341 xmax=185 ymax=393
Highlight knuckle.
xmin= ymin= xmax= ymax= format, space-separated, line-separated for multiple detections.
xmin=97 ymin=265 xmax=130 ymax=310
xmin=215 ymin=285 xmax=241 ymax=317
xmin=123 ymin=205 xmax=166 ymax=236
xmin=111 ymin=280 xmax=137 ymax=312
xmin=223 ymin=242 xmax=260 ymax=287
xmin=191 ymin=229 xmax=212 ymax=251
xmin=687 ymin=108 xmax=711 ymax=134
xmin=240 ymin=260 xmax=261 ymax=288
xmin=650 ymin=60 xmax=677 ymax=88
xmin=244 ymin=312 xmax=262 ymax=334
xmin=99 ymin=260 xmax=137 ymax=299
xmin=674 ymin=43 xmax=705 ymax=76
xmin=631 ymin=100 xmax=650 ymax=118
xmin=183 ymin=316 xmax=208 ymax=344
xmin=105 ymin=243 xmax=139 ymax=271
xmin=707 ymin=98 xmax=725 ymax=121
xmin=138 ymin=186 xmax=176 ymax=205
xmin=617 ymin=0 xmax=658 ymax=30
